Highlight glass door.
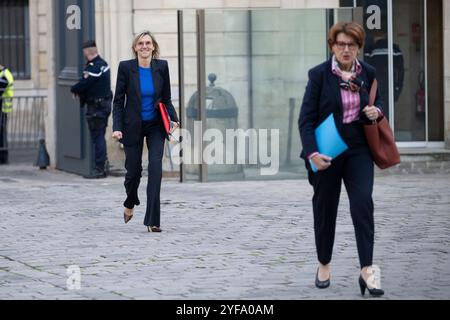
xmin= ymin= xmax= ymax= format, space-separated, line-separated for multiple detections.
xmin=392 ymin=0 xmax=426 ymax=142
xmin=178 ymin=9 xmax=204 ymax=182
xmin=426 ymin=0 xmax=444 ymax=142
xmin=341 ymin=0 xmax=391 ymax=121
xmin=180 ymin=8 xmax=356 ymax=182
xmin=341 ymin=0 xmax=445 ymax=145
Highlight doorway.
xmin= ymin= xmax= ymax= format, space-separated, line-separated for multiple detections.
xmin=54 ymin=0 xmax=96 ymax=175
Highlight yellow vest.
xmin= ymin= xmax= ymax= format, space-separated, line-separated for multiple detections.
xmin=0 ymin=68 xmax=14 ymax=113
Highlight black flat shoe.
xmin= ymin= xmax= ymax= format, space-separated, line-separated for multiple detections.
xmin=315 ymin=268 xmax=330 ymax=289
xmin=359 ymin=275 xmax=384 ymax=297
xmin=147 ymin=226 xmax=162 ymax=233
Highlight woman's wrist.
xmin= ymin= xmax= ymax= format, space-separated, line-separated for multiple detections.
xmin=308 ymin=152 xmax=319 ymax=160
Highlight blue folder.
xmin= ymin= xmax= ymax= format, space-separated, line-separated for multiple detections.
xmin=310 ymin=113 xmax=349 ymax=172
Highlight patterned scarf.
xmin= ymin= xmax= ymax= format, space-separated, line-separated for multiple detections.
xmin=331 ymin=55 xmax=362 ymax=92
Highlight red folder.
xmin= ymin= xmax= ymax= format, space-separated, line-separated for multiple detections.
xmin=158 ymin=102 xmax=172 ymax=139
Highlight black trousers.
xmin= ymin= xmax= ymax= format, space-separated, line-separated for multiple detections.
xmin=308 ymin=122 xmax=375 ymax=269
xmin=0 ymin=113 xmax=8 ymax=164
xmin=86 ymin=100 xmax=111 ymax=169
xmin=88 ymin=116 xmax=108 ymax=168
xmin=123 ymin=119 xmax=165 ymax=227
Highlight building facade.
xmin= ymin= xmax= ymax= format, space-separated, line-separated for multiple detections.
xmin=2 ymin=0 xmax=448 ymax=180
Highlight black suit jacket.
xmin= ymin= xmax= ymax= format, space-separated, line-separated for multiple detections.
xmin=298 ymin=58 xmax=383 ymax=160
xmin=113 ymin=58 xmax=179 ymax=146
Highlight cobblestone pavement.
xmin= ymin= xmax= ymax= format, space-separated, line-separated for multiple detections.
xmin=0 ymin=165 xmax=449 ymax=300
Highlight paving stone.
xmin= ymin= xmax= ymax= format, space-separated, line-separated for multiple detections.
xmin=0 ymin=164 xmax=449 ymax=299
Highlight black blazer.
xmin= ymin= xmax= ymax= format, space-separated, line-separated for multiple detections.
xmin=113 ymin=58 xmax=179 ymax=146
xmin=298 ymin=58 xmax=383 ymax=160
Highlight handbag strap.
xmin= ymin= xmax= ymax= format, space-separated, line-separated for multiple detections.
xmin=369 ymin=78 xmax=378 ymax=107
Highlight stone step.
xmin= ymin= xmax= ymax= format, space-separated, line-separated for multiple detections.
xmin=398 ymin=148 xmax=450 ymax=162
xmin=377 ymin=148 xmax=450 ymax=175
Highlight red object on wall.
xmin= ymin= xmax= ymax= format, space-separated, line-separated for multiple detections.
xmin=416 ymin=88 xmax=425 ymax=114
xmin=416 ymin=71 xmax=425 ymax=114
xmin=412 ymin=23 xmax=421 ymax=44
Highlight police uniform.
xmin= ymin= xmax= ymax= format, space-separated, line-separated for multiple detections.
xmin=0 ymin=66 xmax=14 ymax=164
xmin=71 ymin=41 xmax=112 ymax=177
xmin=364 ymin=38 xmax=404 ymax=119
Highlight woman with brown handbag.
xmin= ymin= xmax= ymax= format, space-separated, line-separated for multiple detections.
xmin=298 ymin=22 xmax=385 ymax=296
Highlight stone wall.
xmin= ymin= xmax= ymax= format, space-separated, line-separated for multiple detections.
xmin=12 ymin=0 xmax=53 ymax=164
xmin=27 ymin=0 xmax=448 ymax=172
xmin=15 ymin=0 xmax=50 ymax=93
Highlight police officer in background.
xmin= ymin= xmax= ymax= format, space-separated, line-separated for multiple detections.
xmin=0 ymin=64 xmax=14 ymax=165
xmin=364 ymin=29 xmax=404 ymax=120
xmin=71 ymin=40 xmax=112 ymax=179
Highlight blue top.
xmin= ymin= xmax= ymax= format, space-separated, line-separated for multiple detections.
xmin=139 ymin=66 xmax=156 ymax=121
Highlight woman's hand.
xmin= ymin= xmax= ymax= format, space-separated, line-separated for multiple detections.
xmin=363 ymin=106 xmax=381 ymax=121
xmin=170 ymin=122 xmax=180 ymax=134
xmin=311 ymin=154 xmax=332 ymax=171
xmin=112 ymin=131 xmax=123 ymax=140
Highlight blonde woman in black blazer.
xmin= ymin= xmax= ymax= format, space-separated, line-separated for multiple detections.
xmin=112 ymin=31 xmax=179 ymax=232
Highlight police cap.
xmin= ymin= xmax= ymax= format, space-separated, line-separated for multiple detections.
xmin=82 ymin=40 xmax=97 ymax=49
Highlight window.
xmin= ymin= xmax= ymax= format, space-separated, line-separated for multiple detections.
xmin=0 ymin=0 xmax=31 ymax=79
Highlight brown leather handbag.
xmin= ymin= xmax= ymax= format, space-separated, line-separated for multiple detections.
xmin=363 ymin=79 xmax=401 ymax=169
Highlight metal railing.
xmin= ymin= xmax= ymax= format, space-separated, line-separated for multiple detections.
xmin=1 ymin=96 xmax=46 ymax=152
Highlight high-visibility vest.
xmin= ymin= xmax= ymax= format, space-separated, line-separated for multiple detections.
xmin=0 ymin=68 xmax=14 ymax=113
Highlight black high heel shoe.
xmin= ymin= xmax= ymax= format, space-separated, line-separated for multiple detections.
xmin=123 ymin=209 xmax=134 ymax=224
xmin=359 ymin=275 xmax=384 ymax=297
xmin=315 ymin=268 xmax=330 ymax=289
xmin=147 ymin=226 xmax=162 ymax=233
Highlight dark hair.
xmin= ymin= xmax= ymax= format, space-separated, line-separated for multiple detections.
xmin=132 ymin=31 xmax=160 ymax=59
xmin=82 ymin=40 xmax=97 ymax=49
xmin=328 ymin=22 xmax=366 ymax=50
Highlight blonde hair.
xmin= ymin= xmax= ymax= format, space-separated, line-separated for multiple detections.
xmin=132 ymin=31 xmax=160 ymax=59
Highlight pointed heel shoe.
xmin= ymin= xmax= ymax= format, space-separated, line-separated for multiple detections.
xmin=123 ymin=209 xmax=134 ymax=224
xmin=315 ymin=268 xmax=330 ymax=289
xmin=359 ymin=275 xmax=384 ymax=297
xmin=147 ymin=226 xmax=162 ymax=233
